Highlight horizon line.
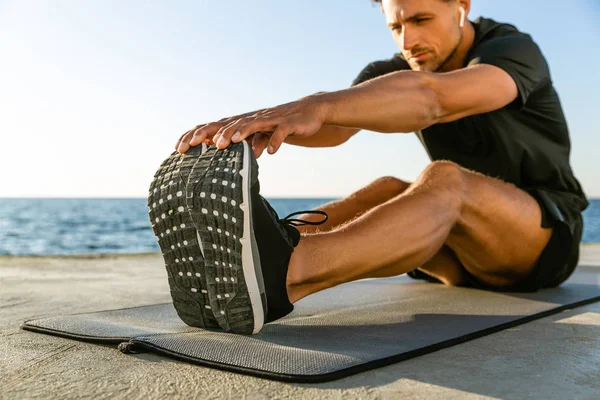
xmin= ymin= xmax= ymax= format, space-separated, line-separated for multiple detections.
xmin=1 ymin=196 xmax=600 ymax=201
xmin=0 ymin=196 xmax=345 ymax=200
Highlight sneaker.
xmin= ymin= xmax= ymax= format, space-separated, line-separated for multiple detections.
xmin=185 ymin=140 xmax=328 ymax=334
xmin=148 ymin=143 xmax=220 ymax=329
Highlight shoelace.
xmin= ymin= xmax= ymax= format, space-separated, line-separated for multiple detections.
xmin=280 ymin=210 xmax=329 ymax=227
xmin=261 ymin=198 xmax=329 ymax=227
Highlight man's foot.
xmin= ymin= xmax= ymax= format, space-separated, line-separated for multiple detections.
xmin=148 ymin=143 xmax=220 ymax=329
xmin=185 ymin=140 xmax=328 ymax=334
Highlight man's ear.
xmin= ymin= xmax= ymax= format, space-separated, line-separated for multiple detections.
xmin=458 ymin=0 xmax=471 ymax=22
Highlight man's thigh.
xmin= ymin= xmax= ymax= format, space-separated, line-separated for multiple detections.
xmin=440 ymin=166 xmax=553 ymax=288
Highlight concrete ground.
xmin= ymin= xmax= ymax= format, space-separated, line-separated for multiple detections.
xmin=1 ymin=245 xmax=600 ymax=399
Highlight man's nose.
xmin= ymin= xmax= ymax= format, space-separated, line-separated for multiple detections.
xmin=401 ymin=28 xmax=420 ymax=53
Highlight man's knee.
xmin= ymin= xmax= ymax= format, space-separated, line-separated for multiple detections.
xmin=414 ymin=161 xmax=468 ymax=201
xmin=372 ymin=175 xmax=410 ymax=188
xmin=371 ymin=176 xmax=411 ymax=192
xmin=422 ymin=160 xmax=464 ymax=180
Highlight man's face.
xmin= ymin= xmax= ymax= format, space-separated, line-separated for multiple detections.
xmin=382 ymin=0 xmax=464 ymax=72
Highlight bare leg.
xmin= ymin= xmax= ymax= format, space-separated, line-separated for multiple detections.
xmin=352 ymin=245 xmax=467 ymax=286
xmin=286 ymin=161 xmax=552 ymax=303
xmin=294 ymin=176 xmax=467 ymax=287
xmin=294 ymin=176 xmax=410 ymax=235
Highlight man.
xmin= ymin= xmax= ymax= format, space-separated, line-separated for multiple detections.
xmin=149 ymin=0 xmax=588 ymax=335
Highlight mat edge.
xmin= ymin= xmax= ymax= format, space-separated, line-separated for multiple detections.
xmin=21 ymin=324 xmax=128 ymax=344
xmin=127 ymin=294 xmax=600 ymax=383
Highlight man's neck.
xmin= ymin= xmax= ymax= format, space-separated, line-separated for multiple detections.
xmin=438 ymin=21 xmax=476 ymax=73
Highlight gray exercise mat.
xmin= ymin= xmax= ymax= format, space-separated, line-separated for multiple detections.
xmin=22 ymin=268 xmax=600 ymax=383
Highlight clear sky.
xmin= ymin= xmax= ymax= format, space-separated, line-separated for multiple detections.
xmin=1 ymin=0 xmax=599 ymax=198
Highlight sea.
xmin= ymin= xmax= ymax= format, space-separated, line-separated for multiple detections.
xmin=1 ymin=198 xmax=599 ymax=256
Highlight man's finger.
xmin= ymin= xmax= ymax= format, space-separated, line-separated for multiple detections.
xmin=234 ymin=118 xmax=281 ymax=145
xmin=212 ymin=111 xmax=263 ymax=145
xmin=189 ymin=122 xmax=223 ymax=147
xmin=246 ymin=133 xmax=266 ymax=158
xmin=188 ymin=124 xmax=207 ymax=147
xmin=175 ymin=130 xmax=192 ymax=151
xmin=215 ymin=118 xmax=249 ymax=149
xmin=267 ymin=123 xmax=292 ymax=154
xmin=177 ymin=129 xmax=199 ymax=153
xmin=177 ymin=122 xmax=211 ymax=152
xmin=252 ymin=133 xmax=270 ymax=158
xmin=177 ymin=122 xmax=206 ymax=150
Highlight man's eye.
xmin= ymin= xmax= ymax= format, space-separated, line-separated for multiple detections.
xmin=416 ymin=18 xmax=430 ymax=24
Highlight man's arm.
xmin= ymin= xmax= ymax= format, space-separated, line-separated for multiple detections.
xmin=321 ymin=64 xmax=518 ymax=131
xmin=283 ymin=91 xmax=359 ymax=148
xmin=211 ymin=62 xmax=520 ymax=155
xmin=424 ymin=64 xmax=519 ymax=123
xmin=283 ymin=125 xmax=360 ymax=147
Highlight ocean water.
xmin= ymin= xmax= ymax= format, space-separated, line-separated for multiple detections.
xmin=1 ymin=198 xmax=599 ymax=256
xmin=0 ymin=198 xmax=335 ymax=256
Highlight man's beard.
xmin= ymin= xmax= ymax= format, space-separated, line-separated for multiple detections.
xmin=432 ymin=29 xmax=464 ymax=72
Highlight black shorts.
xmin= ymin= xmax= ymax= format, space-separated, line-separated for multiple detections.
xmin=407 ymin=188 xmax=584 ymax=293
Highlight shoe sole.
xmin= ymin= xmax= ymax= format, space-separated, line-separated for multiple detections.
xmin=147 ymin=144 xmax=219 ymax=329
xmin=186 ymin=140 xmax=265 ymax=335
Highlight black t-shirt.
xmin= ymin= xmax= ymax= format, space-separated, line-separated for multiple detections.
xmin=352 ymin=17 xmax=589 ymax=225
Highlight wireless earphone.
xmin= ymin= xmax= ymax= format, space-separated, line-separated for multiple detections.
xmin=459 ymin=6 xmax=466 ymax=28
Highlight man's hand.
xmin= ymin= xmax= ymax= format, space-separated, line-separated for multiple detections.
xmin=175 ymin=109 xmax=265 ymax=155
xmin=209 ymin=95 xmax=330 ymax=157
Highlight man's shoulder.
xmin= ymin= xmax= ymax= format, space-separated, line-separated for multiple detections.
xmin=471 ymin=17 xmax=532 ymax=46
xmin=467 ymin=16 xmax=545 ymax=72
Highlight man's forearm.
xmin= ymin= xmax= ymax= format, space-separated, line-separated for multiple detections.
xmin=319 ymin=71 xmax=440 ymax=133
xmin=284 ymin=125 xmax=359 ymax=148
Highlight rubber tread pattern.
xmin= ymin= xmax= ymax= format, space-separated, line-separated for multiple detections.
xmin=185 ymin=143 xmax=255 ymax=334
xmin=148 ymin=146 xmax=219 ymax=329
